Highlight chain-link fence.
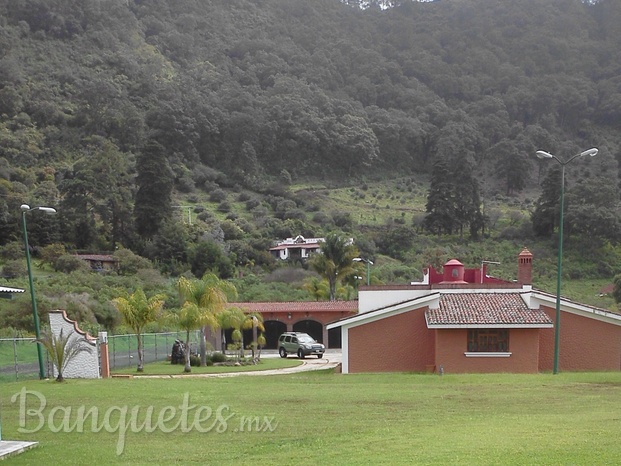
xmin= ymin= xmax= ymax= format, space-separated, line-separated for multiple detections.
xmin=0 ymin=331 xmax=202 ymax=381
xmin=107 ymin=331 xmax=202 ymax=370
xmin=0 ymin=337 xmax=49 ymax=382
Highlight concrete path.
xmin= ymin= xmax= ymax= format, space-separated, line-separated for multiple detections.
xmin=0 ymin=440 xmax=38 ymax=460
xmin=134 ymin=349 xmax=342 ymax=379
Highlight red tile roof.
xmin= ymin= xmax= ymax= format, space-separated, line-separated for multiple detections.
xmin=229 ymin=301 xmax=358 ymax=313
xmin=426 ymin=293 xmax=552 ymax=327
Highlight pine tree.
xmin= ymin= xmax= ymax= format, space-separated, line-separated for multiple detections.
xmin=531 ymin=165 xmax=562 ymax=237
xmin=134 ymin=140 xmax=174 ymax=239
xmin=424 ymin=157 xmax=455 ymax=235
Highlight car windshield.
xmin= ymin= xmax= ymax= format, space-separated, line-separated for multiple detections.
xmin=298 ymin=335 xmax=315 ymax=343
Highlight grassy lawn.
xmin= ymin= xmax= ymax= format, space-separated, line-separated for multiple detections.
xmin=112 ymin=357 xmax=302 ymax=376
xmin=2 ymin=371 xmax=621 ymax=464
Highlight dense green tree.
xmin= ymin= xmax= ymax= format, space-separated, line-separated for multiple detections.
xmin=190 ymin=240 xmax=234 ymax=279
xmin=452 ymin=157 xmax=484 ymax=238
xmin=424 ymin=157 xmax=455 ymax=235
xmin=143 ymin=219 xmax=190 ymax=275
xmin=531 ymin=165 xmax=562 ymax=237
xmin=59 ymin=138 xmax=133 ymax=249
xmin=492 ymin=138 xmax=531 ymax=195
xmin=134 ymin=140 xmax=174 ymax=240
xmin=564 ymin=178 xmax=621 ymax=242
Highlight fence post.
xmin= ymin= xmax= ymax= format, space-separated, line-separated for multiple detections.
xmin=99 ymin=331 xmax=110 ymax=378
xmin=13 ymin=338 xmax=18 ymax=381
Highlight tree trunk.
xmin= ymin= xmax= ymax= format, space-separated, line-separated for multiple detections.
xmin=184 ymin=330 xmax=192 ymax=373
xmin=137 ymin=333 xmax=144 ymax=372
xmin=200 ymin=326 xmax=207 ymax=366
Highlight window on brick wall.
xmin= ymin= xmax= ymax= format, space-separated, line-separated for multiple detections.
xmin=467 ymin=329 xmax=509 ymax=352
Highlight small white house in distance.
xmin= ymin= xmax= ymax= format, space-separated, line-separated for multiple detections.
xmin=270 ymin=235 xmax=324 ymax=261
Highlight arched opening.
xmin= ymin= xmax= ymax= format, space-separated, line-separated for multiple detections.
xmin=328 ymin=327 xmax=342 ymax=349
xmin=293 ymin=320 xmax=323 ymax=343
xmin=221 ymin=328 xmax=265 ymax=353
xmin=264 ymin=320 xmax=287 ymax=349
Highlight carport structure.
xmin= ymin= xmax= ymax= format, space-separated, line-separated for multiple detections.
xmin=219 ymin=301 xmax=358 ymax=349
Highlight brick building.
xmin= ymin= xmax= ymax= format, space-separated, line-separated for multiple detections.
xmin=328 ymin=248 xmax=621 ymax=374
xmin=210 ymin=300 xmax=357 ymax=351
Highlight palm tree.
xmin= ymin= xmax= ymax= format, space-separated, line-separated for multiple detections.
xmin=176 ymin=273 xmax=237 ymax=365
xmin=167 ymin=302 xmax=218 ymax=372
xmin=246 ymin=312 xmax=265 ymax=360
xmin=112 ymin=289 xmax=165 ymax=372
xmin=37 ymin=329 xmax=93 ymax=382
xmin=303 ymin=276 xmax=330 ymax=301
xmin=309 ymin=233 xmax=359 ymax=301
xmin=217 ymin=307 xmax=246 ymax=360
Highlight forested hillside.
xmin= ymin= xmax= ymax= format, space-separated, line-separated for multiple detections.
xmin=1 ymin=0 xmax=621 ymax=329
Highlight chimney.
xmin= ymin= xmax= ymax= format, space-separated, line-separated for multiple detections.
xmin=517 ymin=248 xmax=533 ymax=285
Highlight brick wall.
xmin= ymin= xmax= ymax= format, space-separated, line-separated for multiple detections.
xmin=435 ymin=328 xmax=540 ymax=374
xmin=539 ymin=305 xmax=621 ymax=371
xmin=347 ymin=307 xmax=434 ymax=373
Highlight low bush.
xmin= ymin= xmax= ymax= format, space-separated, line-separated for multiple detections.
xmin=208 ymin=352 xmax=227 ymax=363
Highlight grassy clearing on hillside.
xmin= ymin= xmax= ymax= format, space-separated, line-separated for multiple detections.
xmin=2 ymin=371 xmax=621 ymax=464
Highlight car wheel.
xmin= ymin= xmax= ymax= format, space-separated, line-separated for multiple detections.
xmin=279 ymin=347 xmax=287 ymax=358
xmin=317 ymin=354 xmax=323 ymax=359
xmin=297 ymin=349 xmax=305 ymax=359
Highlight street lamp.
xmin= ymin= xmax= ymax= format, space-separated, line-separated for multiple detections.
xmin=353 ymin=257 xmax=374 ymax=286
xmin=21 ymin=204 xmax=57 ymax=379
xmin=535 ymin=147 xmax=598 ymax=374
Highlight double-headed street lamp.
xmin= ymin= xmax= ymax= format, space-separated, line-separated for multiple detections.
xmin=21 ymin=204 xmax=57 ymax=379
xmin=353 ymin=257 xmax=373 ymax=286
xmin=535 ymin=148 xmax=598 ymax=374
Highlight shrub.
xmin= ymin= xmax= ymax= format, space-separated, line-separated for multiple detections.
xmin=1 ymin=242 xmax=24 ymax=261
xmin=39 ymin=243 xmax=67 ymax=267
xmin=245 ymin=197 xmax=261 ymax=210
xmin=113 ymin=249 xmax=153 ymax=275
xmin=197 ymin=211 xmax=214 ymax=222
xmin=2 ymin=260 xmax=27 ymax=278
xmin=237 ymin=191 xmax=252 ymax=202
xmin=209 ymin=188 xmax=227 ymax=203
xmin=53 ymin=254 xmax=91 ymax=274
xmin=217 ymin=201 xmax=231 ymax=213
xmin=209 ymin=352 xmax=227 ymax=363
xmin=189 ymin=355 xmax=201 ymax=367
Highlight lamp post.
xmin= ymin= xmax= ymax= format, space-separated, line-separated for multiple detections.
xmin=21 ymin=204 xmax=57 ymax=379
xmin=353 ymin=257 xmax=373 ymax=286
xmin=535 ymin=148 xmax=598 ymax=374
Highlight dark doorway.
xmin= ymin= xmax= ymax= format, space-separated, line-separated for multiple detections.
xmin=328 ymin=327 xmax=342 ymax=349
xmin=293 ymin=320 xmax=323 ymax=343
xmin=264 ymin=320 xmax=287 ymax=349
